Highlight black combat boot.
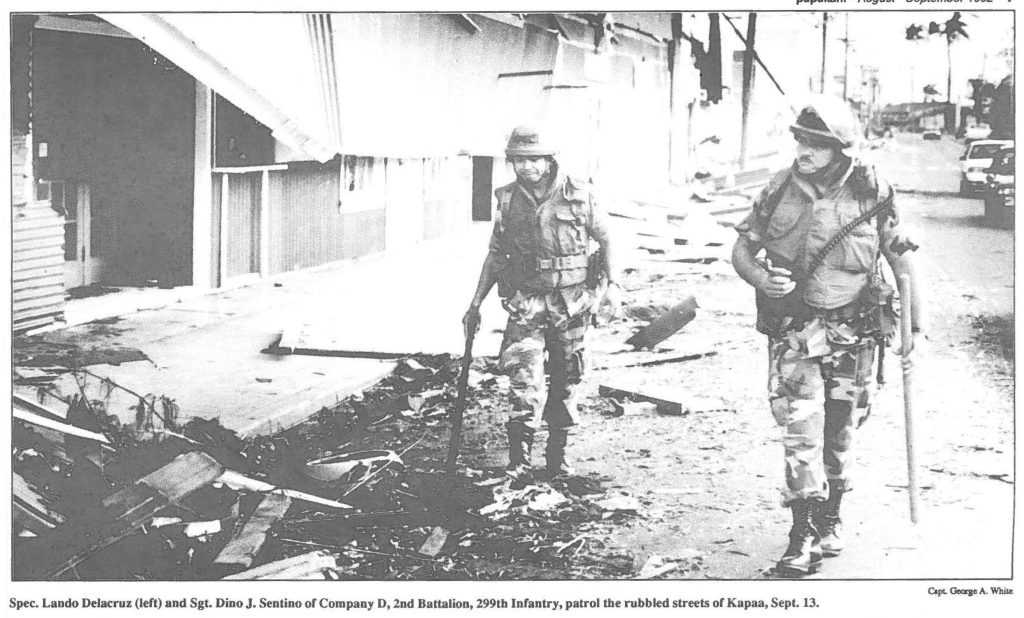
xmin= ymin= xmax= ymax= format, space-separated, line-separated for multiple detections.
xmin=816 ymin=485 xmax=845 ymax=557
xmin=505 ymin=420 xmax=535 ymax=485
xmin=777 ymin=499 xmax=823 ymax=577
xmin=545 ymin=426 xmax=575 ymax=478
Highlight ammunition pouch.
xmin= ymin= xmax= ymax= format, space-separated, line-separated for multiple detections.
xmin=496 ymin=252 xmax=590 ymax=298
xmin=494 ymin=255 xmax=514 ymax=298
xmin=855 ymin=275 xmax=897 ymax=343
xmin=755 ymin=287 xmax=810 ymax=337
xmin=754 ymin=252 xmax=812 ymax=336
xmin=586 ymin=250 xmax=605 ymax=289
xmin=534 ymin=254 xmax=589 ymax=272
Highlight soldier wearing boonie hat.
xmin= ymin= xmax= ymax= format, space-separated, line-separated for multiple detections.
xmin=463 ymin=125 xmax=622 ymax=484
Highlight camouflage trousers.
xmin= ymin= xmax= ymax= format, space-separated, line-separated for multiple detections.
xmin=767 ymin=317 xmax=877 ymax=506
xmin=499 ymin=289 xmax=592 ymax=430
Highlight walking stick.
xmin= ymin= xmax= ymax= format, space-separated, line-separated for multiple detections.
xmin=897 ymin=273 xmax=920 ymax=523
xmin=445 ymin=314 xmax=478 ymax=476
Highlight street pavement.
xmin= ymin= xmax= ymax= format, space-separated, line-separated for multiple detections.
xmin=870 ymin=132 xmax=1014 ymax=317
xmin=566 ymin=132 xmax=1015 ymax=579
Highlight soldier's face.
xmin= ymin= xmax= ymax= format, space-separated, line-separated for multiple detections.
xmin=511 ymin=156 xmax=552 ymax=184
xmin=794 ymin=134 xmax=836 ymax=175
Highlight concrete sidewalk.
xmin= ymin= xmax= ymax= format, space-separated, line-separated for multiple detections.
xmin=14 ymin=223 xmax=507 ymax=437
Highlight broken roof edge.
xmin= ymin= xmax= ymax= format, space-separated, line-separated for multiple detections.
xmin=99 ymin=13 xmax=337 ymax=164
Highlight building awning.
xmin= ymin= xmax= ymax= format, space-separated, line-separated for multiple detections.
xmin=102 ymin=13 xmax=338 ymax=162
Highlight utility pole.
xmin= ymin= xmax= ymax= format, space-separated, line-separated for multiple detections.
xmin=667 ymin=12 xmax=687 ymax=184
xmin=946 ymin=38 xmax=953 ymax=104
xmin=739 ymin=13 xmax=756 ymax=169
xmin=820 ymin=12 xmax=828 ymax=94
xmin=842 ymin=14 xmax=850 ymax=101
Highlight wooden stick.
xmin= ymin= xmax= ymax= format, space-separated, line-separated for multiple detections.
xmin=897 ymin=273 xmax=920 ymax=524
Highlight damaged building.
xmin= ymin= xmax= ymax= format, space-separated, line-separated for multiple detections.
xmin=12 ymin=12 xmax=711 ymax=332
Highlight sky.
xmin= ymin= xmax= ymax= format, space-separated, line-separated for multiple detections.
xmin=843 ymin=11 xmax=1014 ymax=105
xmin=714 ymin=11 xmax=1013 ymax=108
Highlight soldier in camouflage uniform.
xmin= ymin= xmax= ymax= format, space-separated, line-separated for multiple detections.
xmin=464 ymin=125 xmax=621 ymax=482
xmin=732 ymin=96 xmax=927 ymax=577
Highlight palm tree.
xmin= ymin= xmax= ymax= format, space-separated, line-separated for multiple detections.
xmin=907 ymin=13 xmax=969 ymax=103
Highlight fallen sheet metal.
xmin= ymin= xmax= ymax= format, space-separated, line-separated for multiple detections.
xmin=216 ymin=470 xmax=354 ymax=510
xmin=13 ymin=395 xmax=111 ymax=444
xmin=13 ymin=473 xmax=66 ymax=536
xmin=222 ymin=550 xmax=338 ymax=580
xmin=305 ymin=450 xmax=402 ymax=482
xmin=215 ymin=493 xmax=292 ymax=567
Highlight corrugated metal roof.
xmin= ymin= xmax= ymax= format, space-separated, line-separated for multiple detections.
xmin=102 ymin=13 xmax=336 ymax=162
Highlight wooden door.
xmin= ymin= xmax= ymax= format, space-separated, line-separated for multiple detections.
xmin=61 ymin=182 xmax=112 ymax=289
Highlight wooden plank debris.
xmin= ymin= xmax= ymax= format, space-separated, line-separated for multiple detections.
xmin=599 ymin=384 xmax=686 ymax=415
xmin=222 ymin=550 xmax=338 ymax=580
xmin=417 ymin=526 xmax=450 ymax=557
xmin=628 ymin=352 xmax=716 ymax=368
xmin=17 ymin=451 xmax=224 ymax=580
xmin=625 ymin=296 xmax=698 ymax=349
xmin=599 ymin=384 xmax=728 ymax=417
xmin=215 ymin=493 xmax=292 ymax=567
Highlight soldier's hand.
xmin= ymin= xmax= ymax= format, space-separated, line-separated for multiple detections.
xmin=463 ymin=306 xmax=481 ymax=340
xmin=760 ymin=267 xmax=796 ymax=299
xmin=602 ymin=282 xmax=623 ymax=320
xmin=899 ymin=331 xmax=927 ymax=372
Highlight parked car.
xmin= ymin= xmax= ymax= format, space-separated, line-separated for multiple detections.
xmin=963 ymin=124 xmax=992 ymax=145
xmin=982 ymin=145 xmax=1014 ymax=229
xmin=960 ymin=139 xmax=1013 ymax=196
xmin=921 ymin=114 xmax=943 ymax=140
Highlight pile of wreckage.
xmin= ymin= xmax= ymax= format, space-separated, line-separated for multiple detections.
xmin=12 ymin=354 xmax=703 ymax=581
xmin=11 ymin=186 xmax=751 ymax=581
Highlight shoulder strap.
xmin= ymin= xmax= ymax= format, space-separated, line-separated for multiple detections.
xmin=760 ymin=172 xmax=793 ymax=226
xmin=495 ymin=187 xmax=513 ymax=219
xmin=803 ymin=191 xmax=894 ymax=280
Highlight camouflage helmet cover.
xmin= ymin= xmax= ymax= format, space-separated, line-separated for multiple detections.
xmin=789 ymin=95 xmax=860 ymax=150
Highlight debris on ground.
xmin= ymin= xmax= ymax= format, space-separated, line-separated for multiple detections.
xmin=222 ymin=551 xmax=342 ymax=580
xmin=14 ymin=188 xmax=747 ymax=582
xmin=417 ymin=526 xmax=450 ymax=557
xmin=625 ymin=296 xmax=699 ymax=349
xmin=599 ymin=384 xmax=732 ymax=417
xmin=215 ymin=494 xmax=292 ymax=567
xmin=10 ymin=352 xmax=640 ymax=580
xmin=634 ymin=554 xmax=682 ymax=579
xmin=595 ymin=495 xmax=643 ymax=515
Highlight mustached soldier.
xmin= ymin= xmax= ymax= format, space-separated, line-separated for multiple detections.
xmin=463 ymin=125 xmax=621 ymax=482
xmin=731 ymin=96 xmax=927 ymax=577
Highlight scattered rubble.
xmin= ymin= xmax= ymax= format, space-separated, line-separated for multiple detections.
xmin=11 ymin=189 xmax=755 ymax=581
xmin=599 ymin=384 xmax=731 ymax=416
xmin=10 ymin=353 xmax=640 ymax=581
xmin=625 ymin=296 xmax=698 ymax=349
xmin=634 ymin=554 xmax=682 ymax=579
